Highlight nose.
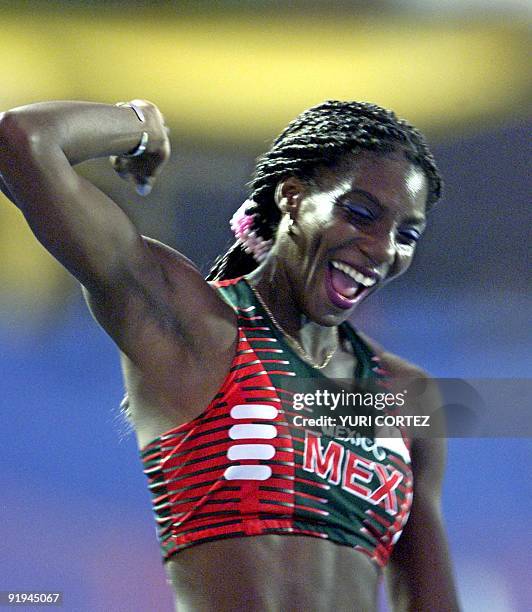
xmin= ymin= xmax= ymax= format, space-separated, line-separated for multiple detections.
xmin=357 ymin=228 xmax=397 ymax=269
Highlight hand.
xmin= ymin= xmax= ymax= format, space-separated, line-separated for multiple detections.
xmin=109 ymin=99 xmax=171 ymax=196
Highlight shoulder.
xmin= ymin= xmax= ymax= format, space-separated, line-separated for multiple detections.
xmin=356 ymin=330 xmax=430 ymax=381
xmin=141 ymin=236 xmax=233 ymax=315
xmin=141 ymin=235 xmax=200 ymax=275
xmin=357 ymin=330 xmax=445 ymax=448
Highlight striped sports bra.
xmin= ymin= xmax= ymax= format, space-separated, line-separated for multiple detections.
xmin=139 ymin=277 xmax=413 ymax=569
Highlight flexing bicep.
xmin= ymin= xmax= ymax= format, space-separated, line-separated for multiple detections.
xmin=0 ymin=111 xmax=236 ymax=371
xmin=1 ymin=115 xmax=202 ymax=361
xmin=0 ymin=121 xmax=152 ymax=295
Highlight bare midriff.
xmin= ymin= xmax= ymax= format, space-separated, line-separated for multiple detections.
xmin=164 ymin=535 xmax=379 ymax=612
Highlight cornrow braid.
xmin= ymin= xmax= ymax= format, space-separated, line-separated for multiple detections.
xmin=207 ymin=100 xmax=442 ymax=281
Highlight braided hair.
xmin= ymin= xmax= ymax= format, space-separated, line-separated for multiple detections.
xmin=206 ymin=100 xmax=442 ymax=281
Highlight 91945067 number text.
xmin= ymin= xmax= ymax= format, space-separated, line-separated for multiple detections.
xmin=0 ymin=592 xmax=63 ymax=606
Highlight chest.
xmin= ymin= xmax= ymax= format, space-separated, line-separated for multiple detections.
xmin=320 ymin=341 xmax=359 ymax=378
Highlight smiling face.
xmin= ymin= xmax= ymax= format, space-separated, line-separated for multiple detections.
xmin=274 ymin=149 xmax=429 ymax=325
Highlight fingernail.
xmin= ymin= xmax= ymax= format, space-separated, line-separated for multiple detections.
xmin=136 ymin=183 xmax=152 ymax=196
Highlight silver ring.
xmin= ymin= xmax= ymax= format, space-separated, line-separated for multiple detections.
xmin=122 ymin=131 xmax=148 ymax=158
xmin=115 ymin=102 xmax=145 ymax=123
xmin=115 ymin=102 xmax=148 ymax=157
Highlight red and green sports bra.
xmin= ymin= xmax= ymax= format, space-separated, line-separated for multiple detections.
xmin=139 ymin=277 xmax=413 ymax=569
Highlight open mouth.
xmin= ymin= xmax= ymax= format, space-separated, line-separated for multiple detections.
xmin=325 ymin=260 xmax=378 ymax=310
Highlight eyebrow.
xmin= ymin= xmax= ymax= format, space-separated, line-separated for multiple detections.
xmin=348 ymin=188 xmax=427 ymax=228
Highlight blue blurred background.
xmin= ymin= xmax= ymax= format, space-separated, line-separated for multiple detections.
xmin=0 ymin=1 xmax=530 ymax=610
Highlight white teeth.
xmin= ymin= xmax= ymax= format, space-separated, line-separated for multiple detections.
xmin=330 ymin=260 xmax=377 ymax=287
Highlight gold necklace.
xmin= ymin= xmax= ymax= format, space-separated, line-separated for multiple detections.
xmin=248 ymin=282 xmax=339 ymax=370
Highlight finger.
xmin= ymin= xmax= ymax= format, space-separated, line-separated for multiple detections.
xmin=135 ymin=178 xmax=152 ymax=197
xmin=110 ymin=155 xmax=128 ymax=175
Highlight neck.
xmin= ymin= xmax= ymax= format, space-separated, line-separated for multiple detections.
xmin=245 ymin=258 xmax=339 ymax=359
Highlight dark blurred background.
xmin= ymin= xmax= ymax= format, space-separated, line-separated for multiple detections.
xmin=0 ymin=1 xmax=530 ymax=610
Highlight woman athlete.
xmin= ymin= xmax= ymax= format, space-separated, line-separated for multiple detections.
xmin=0 ymin=99 xmax=460 ymax=611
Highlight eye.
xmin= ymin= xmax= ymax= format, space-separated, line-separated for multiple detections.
xmin=342 ymin=202 xmax=376 ymax=221
xmin=397 ymin=229 xmax=422 ymax=245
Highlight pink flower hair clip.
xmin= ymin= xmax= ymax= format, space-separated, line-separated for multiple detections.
xmin=230 ymin=199 xmax=273 ymax=263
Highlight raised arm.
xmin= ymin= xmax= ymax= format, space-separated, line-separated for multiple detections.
xmin=0 ymin=100 xmax=168 ymax=291
xmin=0 ymin=100 xmax=235 ymax=370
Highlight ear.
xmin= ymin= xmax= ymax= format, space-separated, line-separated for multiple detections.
xmin=274 ymin=176 xmax=307 ymax=218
